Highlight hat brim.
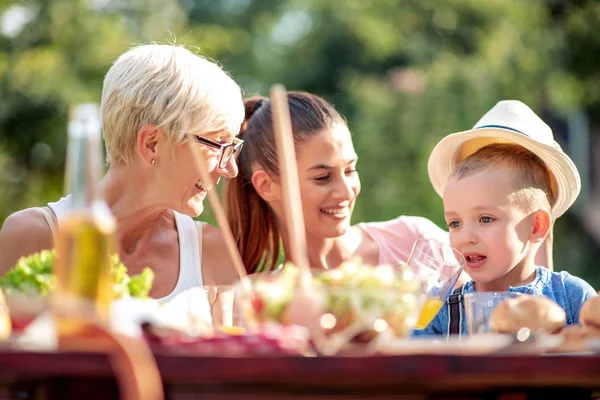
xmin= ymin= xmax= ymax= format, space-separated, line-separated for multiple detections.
xmin=427 ymin=127 xmax=581 ymax=218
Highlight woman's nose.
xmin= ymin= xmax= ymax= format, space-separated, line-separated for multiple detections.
xmin=332 ymin=177 xmax=356 ymax=201
xmin=219 ymin=156 xmax=239 ymax=179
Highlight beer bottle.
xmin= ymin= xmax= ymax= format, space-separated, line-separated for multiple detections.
xmin=54 ymin=104 xmax=116 ymax=335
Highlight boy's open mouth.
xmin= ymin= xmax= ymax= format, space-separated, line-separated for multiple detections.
xmin=465 ymin=254 xmax=487 ymax=269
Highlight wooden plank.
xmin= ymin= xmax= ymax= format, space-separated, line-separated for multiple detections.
xmin=0 ymin=350 xmax=599 ymax=394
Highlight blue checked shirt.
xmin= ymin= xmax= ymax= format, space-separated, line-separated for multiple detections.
xmin=412 ymin=266 xmax=597 ymax=338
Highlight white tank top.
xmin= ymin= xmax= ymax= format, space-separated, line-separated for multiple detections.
xmin=46 ymin=195 xmax=204 ymax=304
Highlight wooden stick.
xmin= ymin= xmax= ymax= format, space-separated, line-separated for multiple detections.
xmin=269 ymin=84 xmax=312 ymax=290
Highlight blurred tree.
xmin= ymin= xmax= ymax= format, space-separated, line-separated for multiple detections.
xmin=0 ymin=0 xmax=598 ymax=285
xmin=0 ymin=0 xmax=188 ymax=213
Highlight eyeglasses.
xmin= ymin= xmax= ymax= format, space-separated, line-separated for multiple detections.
xmin=191 ymin=135 xmax=244 ymax=169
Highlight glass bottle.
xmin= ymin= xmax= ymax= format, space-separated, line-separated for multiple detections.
xmin=53 ymin=104 xmax=116 ymax=335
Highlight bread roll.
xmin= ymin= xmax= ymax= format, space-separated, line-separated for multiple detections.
xmin=489 ymin=294 xmax=566 ymax=334
xmin=579 ymin=294 xmax=600 ymax=328
xmin=560 ymin=324 xmax=600 ymax=341
xmin=547 ymin=324 xmax=600 ymax=353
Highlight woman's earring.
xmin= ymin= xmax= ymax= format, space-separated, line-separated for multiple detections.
xmin=151 ymin=159 xmax=156 ymax=166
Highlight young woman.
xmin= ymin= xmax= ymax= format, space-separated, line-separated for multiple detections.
xmin=225 ymin=92 xmax=449 ymax=273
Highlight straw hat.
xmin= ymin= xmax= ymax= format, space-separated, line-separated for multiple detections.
xmin=427 ymin=100 xmax=581 ymax=218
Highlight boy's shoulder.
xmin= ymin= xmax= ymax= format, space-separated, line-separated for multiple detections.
xmin=539 ymin=267 xmax=596 ymax=325
xmin=542 ymin=268 xmax=595 ymax=294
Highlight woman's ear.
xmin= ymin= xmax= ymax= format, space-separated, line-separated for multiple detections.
xmin=251 ymin=170 xmax=279 ymax=202
xmin=136 ymin=125 xmax=160 ymax=166
xmin=530 ymin=209 xmax=552 ymax=243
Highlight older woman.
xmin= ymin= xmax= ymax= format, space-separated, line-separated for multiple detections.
xmin=0 ymin=44 xmax=245 ymax=301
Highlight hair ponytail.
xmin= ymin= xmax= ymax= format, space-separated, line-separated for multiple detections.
xmin=239 ymin=96 xmax=267 ymax=137
xmin=224 ymin=174 xmax=280 ymax=274
xmin=226 ymin=96 xmax=280 ymax=273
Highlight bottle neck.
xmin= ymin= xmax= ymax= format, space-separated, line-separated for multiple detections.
xmin=64 ymin=105 xmax=104 ymax=209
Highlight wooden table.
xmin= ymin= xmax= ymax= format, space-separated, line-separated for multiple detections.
xmin=0 ymin=350 xmax=599 ymax=399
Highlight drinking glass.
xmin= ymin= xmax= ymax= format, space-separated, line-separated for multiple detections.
xmin=464 ymin=292 xmax=523 ymax=334
xmin=185 ymin=285 xmax=244 ymax=335
xmin=407 ymin=238 xmax=466 ymax=330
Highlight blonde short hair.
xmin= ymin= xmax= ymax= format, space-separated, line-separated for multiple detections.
xmin=101 ymin=44 xmax=244 ymax=164
xmin=451 ymin=143 xmax=555 ymax=212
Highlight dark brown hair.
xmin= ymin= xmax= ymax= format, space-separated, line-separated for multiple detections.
xmin=224 ymin=91 xmax=345 ymax=273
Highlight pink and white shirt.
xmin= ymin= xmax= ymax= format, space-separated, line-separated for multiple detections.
xmin=357 ymin=216 xmax=449 ymax=266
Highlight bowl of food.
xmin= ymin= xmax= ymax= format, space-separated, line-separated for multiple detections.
xmin=246 ymin=260 xmax=426 ymax=355
xmin=0 ymin=250 xmax=154 ymax=333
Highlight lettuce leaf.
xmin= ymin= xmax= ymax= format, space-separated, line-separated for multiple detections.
xmin=0 ymin=250 xmax=154 ymax=299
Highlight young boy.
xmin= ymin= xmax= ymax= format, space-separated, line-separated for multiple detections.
xmin=415 ymin=100 xmax=597 ymax=337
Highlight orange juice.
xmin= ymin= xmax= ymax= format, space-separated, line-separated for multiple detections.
xmin=217 ymin=325 xmax=246 ymax=336
xmin=416 ymin=297 xmax=444 ymax=329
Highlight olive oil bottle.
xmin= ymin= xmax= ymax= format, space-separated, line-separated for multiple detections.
xmin=53 ymin=104 xmax=116 ymax=336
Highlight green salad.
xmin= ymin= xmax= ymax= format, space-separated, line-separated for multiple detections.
xmin=0 ymin=250 xmax=154 ymax=299
xmin=250 ymin=260 xmax=424 ymax=338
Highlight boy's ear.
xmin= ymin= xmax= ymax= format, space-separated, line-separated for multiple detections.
xmin=530 ymin=209 xmax=552 ymax=243
xmin=251 ymin=170 xmax=279 ymax=202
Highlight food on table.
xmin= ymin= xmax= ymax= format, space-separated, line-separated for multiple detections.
xmin=110 ymin=254 xmax=155 ymax=299
xmin=0 ymin=250 xmax=55 ymax=296
xmin=489 ymin=294 xmax=566 ymax=335
xmin=249 ymin=260 xmax=424 ymax=340
xmin=315 ymin=261 xmax=423 ymax=338
xmin=579 ymin=292 xmax=600 ymax=329
xmin=142 ymin=321 xmax=310 ymax=356
xmin=0 ymin=250 xmax=154 ymax=332
xmin=249 ymin=265 xmax=300 ymax=323
xmin=281 ymin=287 xmax=325 ymax=334
xmin=546 ymin=324 xmax=600 ymax=353
xmin=0 ymin=250 xmax=154 ymax=299
xmin=560 ymin=324 xmax=600 ymax=341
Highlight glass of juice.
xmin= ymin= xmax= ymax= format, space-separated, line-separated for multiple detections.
xmin=186 ymin=285 xmax=245 ymax=336
xmin=407 ymin=238 xmax=466 ymax=330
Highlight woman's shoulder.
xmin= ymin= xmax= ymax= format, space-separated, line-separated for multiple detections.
xmin=196 ymin=222 xmax=240 ymax=286
xmin=1 ymin=207 xmax=53 ymax=237
xmin=0 ymin=207 xmax=55 ymax=275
